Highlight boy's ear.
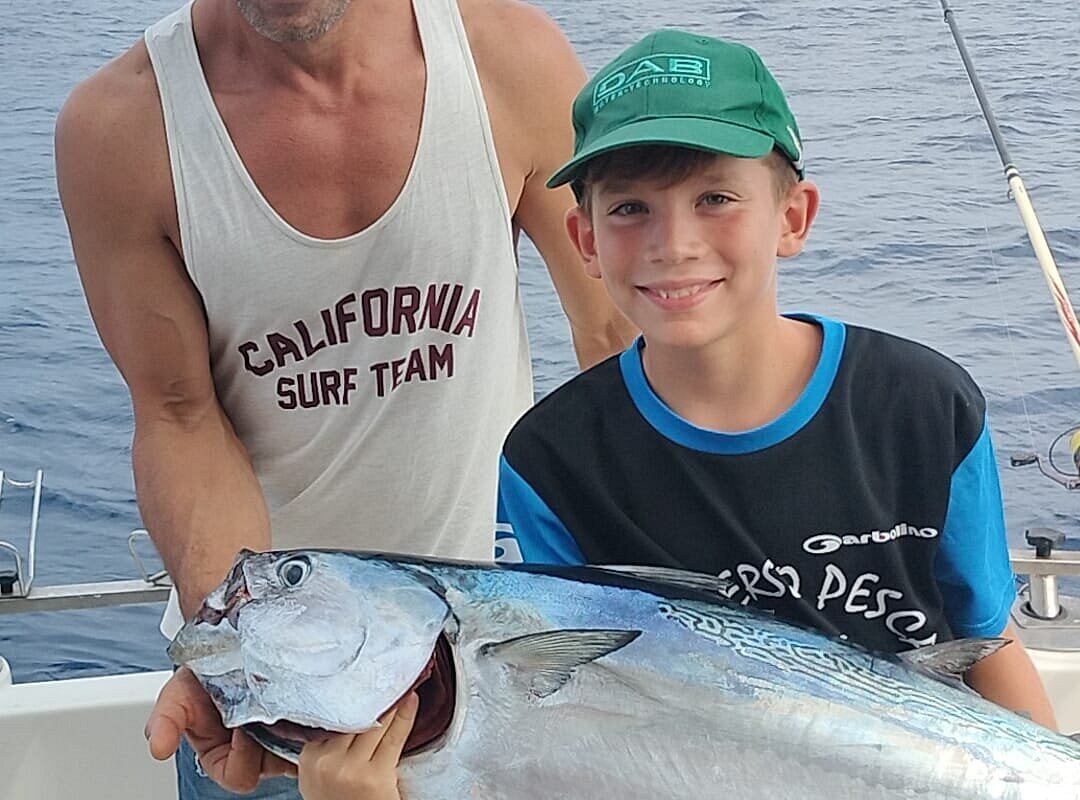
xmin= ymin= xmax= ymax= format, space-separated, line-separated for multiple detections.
xmin=777 ymin=180 xmax=820 ymax=259
xmin=566 ymin=206 xmax=602 ymax=279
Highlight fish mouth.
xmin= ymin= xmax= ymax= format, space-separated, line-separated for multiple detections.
xmin=245 ymin=632 xmax=457 ymax=760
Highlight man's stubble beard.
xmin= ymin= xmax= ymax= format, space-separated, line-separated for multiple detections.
xmin=234 ymin=0 xmax=353 ymax=42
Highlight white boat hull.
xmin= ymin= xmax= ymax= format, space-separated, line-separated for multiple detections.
xmin=0 ymin=669 xmax=176 ymax=799
xmin=1032 ymin=648 xmax=1080 ymax=733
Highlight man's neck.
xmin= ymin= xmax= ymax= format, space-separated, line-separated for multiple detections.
xmin=197 ymin=0 xmax=417 ymax=90
xmin=640 ymin=315 xmax=823 ymax=433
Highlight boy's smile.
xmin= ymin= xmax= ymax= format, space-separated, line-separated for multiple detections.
xmin=640 ymin=277 xmax=724 ymax=310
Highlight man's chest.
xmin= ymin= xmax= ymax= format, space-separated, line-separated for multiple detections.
xmin=214 ymin=82 xmax=427 ymax=238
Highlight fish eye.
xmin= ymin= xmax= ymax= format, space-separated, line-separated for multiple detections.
xmin=276 ymin=555 xmax=312 ymax=588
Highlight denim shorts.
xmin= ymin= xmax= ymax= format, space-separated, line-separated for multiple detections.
xmin=177 ymin=738 xmax=300 ymax=800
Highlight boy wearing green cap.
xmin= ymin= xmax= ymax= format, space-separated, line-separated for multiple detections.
xmin=496 ymin=29 xmax=1057 ymax=730
xmin=287 ymin=30 xmax=1055 ymax=800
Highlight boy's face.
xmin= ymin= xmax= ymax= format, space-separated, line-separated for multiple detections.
xmin=566 ymin=153 xmax=818 ymax=352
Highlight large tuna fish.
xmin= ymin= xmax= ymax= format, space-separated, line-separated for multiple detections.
xmin=169 ymin=549 xmax=1080 ymax=799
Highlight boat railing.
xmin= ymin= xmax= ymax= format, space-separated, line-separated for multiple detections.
xmin=0 ymin=468 xmax=43 ymax=598
xmin=0 ymin=469 xmax=171 ymax=615
xmin=0 ymin=568 xmax=172 ymax=614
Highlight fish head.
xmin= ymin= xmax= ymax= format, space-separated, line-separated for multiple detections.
xmin=169 ymin=549 xmax=453 ymax=761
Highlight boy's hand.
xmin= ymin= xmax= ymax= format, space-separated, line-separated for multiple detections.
xmin=298 ymin=693 xmax=420 ymax=800
xmin=146 ymin=666 xmax=296 ymax=792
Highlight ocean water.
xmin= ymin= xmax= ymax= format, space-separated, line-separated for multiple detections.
xmin=0 ymin=0 xmax=1078 ymax=682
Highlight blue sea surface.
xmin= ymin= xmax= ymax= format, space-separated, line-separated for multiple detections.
xmin=1 ymin=0 xmax=1078 ymax=681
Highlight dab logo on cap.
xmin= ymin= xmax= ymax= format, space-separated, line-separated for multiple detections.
xmin=593 ymin=53 xmax=711 ymax=111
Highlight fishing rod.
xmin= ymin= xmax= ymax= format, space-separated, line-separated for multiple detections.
xmin=938 ymin=1 xmax=1080 ymax=489
xmin=939 ymin=0 xmax=1080 ymax=367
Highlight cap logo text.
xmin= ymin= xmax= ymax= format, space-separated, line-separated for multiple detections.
xmin=593 ymin=54 xmax=711 ymax=111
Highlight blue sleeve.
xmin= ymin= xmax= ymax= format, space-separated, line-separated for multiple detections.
xmin=495 ymin=455 xmax=585 ymax=566
xmin=934 ymin=419 xmax=1017 ymax=637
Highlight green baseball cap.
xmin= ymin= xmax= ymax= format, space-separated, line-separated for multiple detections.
xmin=547 ymin=30 xmax=805 ymax=188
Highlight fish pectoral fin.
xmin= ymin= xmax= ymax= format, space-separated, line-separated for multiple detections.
xmin=898 ymin=636 xmax=1010 ymax=690
xmin=595 ymin=564 xmax=737 ymax=598
xmin=480 ymin=629 xmax=641 ymax=699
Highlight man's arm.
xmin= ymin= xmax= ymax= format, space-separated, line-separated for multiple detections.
xmin=55 ymin=46 xmax=271 ymax=619
xmin=467 ymin=1 xmax=636 ymax=370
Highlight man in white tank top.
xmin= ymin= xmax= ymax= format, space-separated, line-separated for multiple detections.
xmin=56 ymin=0 xmax=634 ymax=797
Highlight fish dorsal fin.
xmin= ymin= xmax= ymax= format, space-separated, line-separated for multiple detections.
xmin=595 ymin=565 xmax=736 ymax=598
xmin=898 ymin=637 xmax=1009 ymax=692
xmin=480 ymin=629 xmax=641 ymax=699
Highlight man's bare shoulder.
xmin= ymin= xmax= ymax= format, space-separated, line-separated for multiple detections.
xmin=57 ymin=40 xmax=165 ymax=170
xmin=56 ymin=40 xmax=172 ymax=228
xmin=459 ymin=0 xmax=585 ymax=97
xmin=458 ymin=0 xmax=585 ymax=179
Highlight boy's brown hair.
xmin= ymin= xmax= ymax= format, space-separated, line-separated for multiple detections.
xmin=572 ymin=145 xmax=800 ymax=215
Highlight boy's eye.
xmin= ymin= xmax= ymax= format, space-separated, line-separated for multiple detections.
xmin=609 ymin=201 xmax=646 ymax=216
xmin=700 ymin=193 xmax=731 ymax=207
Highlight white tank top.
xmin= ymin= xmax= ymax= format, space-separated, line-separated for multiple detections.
xmin=145 ymin=0 xmax=532 ymax=587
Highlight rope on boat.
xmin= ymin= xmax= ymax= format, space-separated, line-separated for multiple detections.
xmin=939 ymin=0 xmax=1080 ymax=369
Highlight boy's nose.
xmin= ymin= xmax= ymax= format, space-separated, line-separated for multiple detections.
xmin=648 ymin=213 xmax=706 ymax=264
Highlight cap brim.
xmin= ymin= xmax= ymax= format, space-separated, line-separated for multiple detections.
xmin=547 ymin=117 xmax=775 ymax=188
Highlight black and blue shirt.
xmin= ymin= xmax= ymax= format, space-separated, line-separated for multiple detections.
xmin=497 ymin=315 xmax=1015 ymax=654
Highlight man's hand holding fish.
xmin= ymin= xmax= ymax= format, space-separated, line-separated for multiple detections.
xmin=146 ymin=666 xmax=296 ymax=792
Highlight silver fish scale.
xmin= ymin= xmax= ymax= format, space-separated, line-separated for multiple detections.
xmin=658 ymin=597 xmax=1080 ymax=767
